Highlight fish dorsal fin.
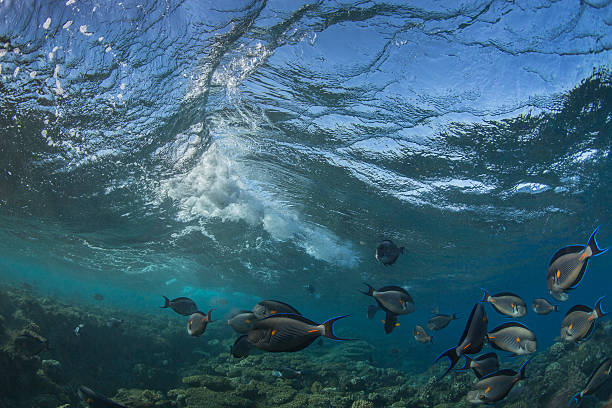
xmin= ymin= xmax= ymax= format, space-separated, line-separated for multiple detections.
xmin=549 ymin=245 xmax=585 ymax=266
xmin=172 ymin=297 xmax=193 ymax=302
xmin=262 ymin=300 xmax=301 ymax=315
xmin=378 ymin=285 xmax=410 ymax=296
xmin=488 ymin=321 xmax=529 ymax=334
xmin=565 ymin=305 xmax=592 ymax=316
xmin=480 ymin=368 xmax=516 ymax=380
xmin=458 ymin=303 xmax=482 ymax=346
xmin=231 ymin=310 xmax=253 ymax=318
xmin=259 ymin=313 xmax=317 ymax=326
xmin=476 ymin=352 xmax=498 ymax=362
xmin=493 ymin=292 xmax=522 ymax=298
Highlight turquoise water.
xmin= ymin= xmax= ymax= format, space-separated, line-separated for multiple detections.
xmin=1 ymin=0 xmax=612 ymax=407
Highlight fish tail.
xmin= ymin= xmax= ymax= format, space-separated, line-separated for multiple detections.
xmin=430 ymin=335 xmax=434 ymax=344
xmin=518 ymin=358 xmax=531 ymax=380
xmin=322 ymin=315 xmax=354 ymax=341
xmin=553 ymin=305 xmax=559 ymax=312
xmin=568 ymin=392 xmax=582 ymax=407
xmin=360 ymin=283 xmax=375 ymax=297
xmin=452 ymin=313 xmax=460 ymax=320
xmin=594 ymin=296 xmax=607 ymax=318
xmin=399 ymin=246 xmax=405 ymax=254
xmin=160 ymin=296 xmax=170 ymax=308
xmin=207 ymin=309 xmax=214 ymax=322
xmin=587 ymin=226 xmax=608 ymax=257
xmin=457 ymin=355 xmax=472 ymax=371
xmin=480 ymin=288 xmax=490 ymax=303
xmin=434 ymin=347 xmax=460 ymax=378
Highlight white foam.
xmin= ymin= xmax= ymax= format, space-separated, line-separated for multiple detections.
xmin=512 ymin=182 xmax=550 ymax=194
xmin=159 ymin=144 xmax=358 ymax=267
xmin=63 ymin=21 xmax=72 ymax=29
xmin=43 ymin=18 xmax=51 ymax=30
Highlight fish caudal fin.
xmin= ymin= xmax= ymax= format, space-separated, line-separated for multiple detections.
xmin=207 ymin=309 xmax=214 ymax=322
xmin=518 ymin=358 xmax=530 ymax=380
xmin=594 ymin=296 xmax=607 ymax=318
xmin=399 ymin=246 xmax=405 ymax=254
xmin=322 ymin=315 xmax=354 ymax=341
xmin=568 ymin=392 xmax=582 ymax=407
xmin=160 ymin=296 xmax=170 ymax=308
xmin=360 ymin=283 xmax=375 ymax=297
xmin=587 ymin=226 xmax=608 ymax=257
xmin=434 ymin=347 xmax=460 ymax=379
xmin=457 ymin=355 xmax=472 ymax=371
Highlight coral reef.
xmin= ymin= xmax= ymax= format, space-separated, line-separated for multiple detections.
xmin=0 ymin=283 xmax=610 ymax=408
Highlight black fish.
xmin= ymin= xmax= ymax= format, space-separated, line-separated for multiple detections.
xmin=465 ymin=359 xmax=529 ymax=404
xmin=427 ymin=313 xmax=460 ymax=331
xmin=366 ymin=304 xmax=379 ymax=319
xmin=14 ymin=333 xmax=49 ymax=356
xmin=375 ymin=240 xmax=404 ymax=265
xmin=93 ymin=293 xmax=104 ymax=301
xmin=570 ymin=357 xmax=612 ymax=406
xmin=531 ymin=298 xmax=558 ymax=315
xmin=160 ymin=296 xmax=198 ymax=316
xmin=247 ymin=313 xmax=351 ymax=352
xmin=252 ymin=300 xmax=301 ymax=319
xmin=435 ymin=303 xmax=488 ymax=378
xmin=459 ymin=352 xmax=499 ymax=379
xmin=278 ymin=367 xmax=304 ymax=379
xmin=78 ymin=385 xmax=127 ymax=408
xmin=230 ymin=335 xmax=251 ymax=358
xmin=547 ymin=227 xmax=608 ymax=300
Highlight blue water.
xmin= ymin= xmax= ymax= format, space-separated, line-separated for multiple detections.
xmin=1 ymin=0 xmax=612 ymax=400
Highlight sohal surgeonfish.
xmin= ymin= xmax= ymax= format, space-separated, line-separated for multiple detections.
xmin=230 ymin=334 xmax=251 ymax=358
xmin=228 ymin=310 xmax=256 ymax=334
xmin=160 ymin=296 xmax=198 ymax=316
xmin=252 ymin=300 xmax=301 ymax=319
xmin=465 ymin=359 xmax=529 ymax=404
xmin=366 ymin=304 xmax=379 ymax=320
xmin=187 ymin=309 xmax=213 ymax=337
xmin=459 ymin=352 xmax=500 ymax=379
xmin=78 ymin=385 xmax=127 ymax=408
xmin=361 ymin=283 xmax=414 ymax=334
xmin=435 ymin=303 xmax=488 ymax=378
xmin=375 ymin=240 xmax=404 ymax=265
xmin=569 ymin=357 xmax=612 ymax=407
xmin=481 ymin=290 xmax=527 ymax=317
xmin=14 ymin=333 xmax=49 ymax=356
xmin=487 ymin=322 xmax=537 ymax=356
xmin=531 ymin=298 xmax=558 ymax=315
xmin=547 ymin=227 xmax=609 ymax=301
xmin=561 ymin=297 xmax=607 ymax=343
xmin=427 ymin=313 xmax=460 ymax=331
xmin=247 ymin=313 xmax=351 ymax=352
xmin=413 ymin=325 xmax=433 ymax=344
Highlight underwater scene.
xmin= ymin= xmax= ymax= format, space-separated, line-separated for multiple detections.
xmin=1 ymin=0 xmax=612 ymax=407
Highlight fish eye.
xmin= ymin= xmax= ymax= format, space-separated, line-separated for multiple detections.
xmin=479 ymin=394 xmax=486 ymax=401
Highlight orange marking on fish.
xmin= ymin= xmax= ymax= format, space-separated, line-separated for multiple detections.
xmin=395 ymin=323 xmax=400 ymax=327
xmin=516 ymin=337 xmax=520 ymax=343
xmin=569 ymin=324 xmax=573 ymax=331
xmin=271 ymin=329 xmax=277 ymax=336
xmin=270 ymin=310 xmax=277 ymax=314
xmin=382 ymin=320 xmax=386 ymax=324
xmin=484 ymin=386 xmax=491 ymax=394
xmin=245 ymin=319 xmax=251 ymax=323
xmin=87 ymin=398 xmax=94 ymax=404
xmin=307 ymin=329 xmax=318 ymax=333
xmin=556 ymin=270 xmax=561 ymax=279
xmin=579 ymin=252 xmax=587 ymax=261
xmin=463 ymin=342 xmax=472 ymax=350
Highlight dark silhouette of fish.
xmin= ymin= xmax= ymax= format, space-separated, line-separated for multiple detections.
xmin=569 ymin=357 xmax=612 ymax=407
xmin=547 ymin=227 xmax=608 ymax=301
xmin=252 ymin=300 xmax=301 ymax=319
xmin=230 ymin=335 xmax=251 ymax=358
xmin=247 ymin=313 xmax=351 ymax=352
xmin=375 ymin=240 xmax=404 ymax=265
xmin=92 ymin=293 xmax=104 ymax=301
xmin=413 ymin=325 xmax=433 ymax=344
xmin=14 ymin=333 xmax=49 ymax=356
xmin=160 ymin=296 xmax=198 ymax=316
xmin=78 ymin=385 xmax=127 ymax=408
xmin=465 ymin=359 xmax=529 ymax=404
xmin=427 ymin=313 xmax=460 ymax=331
xmin=366 ymin=304 xmax=379 ymax=319
xmin=435 ymin=303 xmax=488 ymax=378
xmin=458 ymin=352 xmax=499 ymax=379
